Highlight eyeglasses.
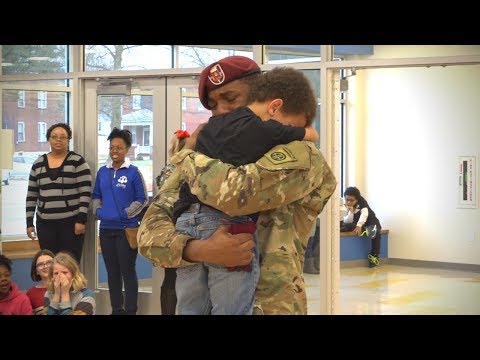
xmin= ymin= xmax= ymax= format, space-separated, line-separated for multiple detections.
xmin=36 ymin=260 xmax=53 ymax=269
xmin=50 ymin=135 xmax=69 ymax=141
xmin=109 ymin=146 xmax=126 ymax=152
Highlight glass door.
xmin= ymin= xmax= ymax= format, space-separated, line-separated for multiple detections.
xmin=84 ymin=76 xmax=209 ymax=314
xmin=84 ymin=78 xmax=163 ymax=314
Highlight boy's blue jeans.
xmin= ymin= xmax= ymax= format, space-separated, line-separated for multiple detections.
xmin=175 ymin=203 xmax=260 ymax=315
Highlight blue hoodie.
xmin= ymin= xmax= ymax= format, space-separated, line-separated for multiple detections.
xmin=92 ymin=159 xmax=148 ymax=229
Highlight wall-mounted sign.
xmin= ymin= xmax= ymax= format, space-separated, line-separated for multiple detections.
xmin=458 ymin=156 xmax=477 ymax=209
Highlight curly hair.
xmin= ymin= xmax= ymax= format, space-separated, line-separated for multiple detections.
xmin=344 ymin=186 xmax=361 ymax=199
xmin=47 ymin=252 xmax=87 ymax=293
xmin=46 ymin=123 xmax=72 ymax=141
xmin=247 ymin=67 xmax=317 ymax=126
xmin=0 ymin=254 xmax=12 ymax=273
xmin=30 ymin=249 xmax=55 ymax=282
xmin=107 ymin=127 xmax=133 ymax=148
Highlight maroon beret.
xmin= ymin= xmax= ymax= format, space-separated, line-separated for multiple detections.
xmin=198 ymin=55 xmax=261 ymax=110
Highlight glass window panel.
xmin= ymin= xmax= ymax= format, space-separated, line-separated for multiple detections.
xmin=37 ymin=91 xmax=47 ymax=109
xmin=17 ymin=122 xmax=25 ymax=142
xmin=132 ymin=95 xmax=141 ymax=110
xmin=85 ymin=45 xmax=172 ymax=71
xmin=1 ymin=45 xmax=69 ymax=75
xmin=334 ymin=45 xmax=480 ymax=60
xmin=301 ymin=69 xmax=321 ymax=146
xmin=37 ymin=122 xmax=47 ymax=142
xmin=177 ymin=46 xmax=253 ymax=68
xmin=180 ymin=86 xmax=210 ymax=134
xmin=265 ymin=45 xmax=321 ymax=64
xmin=17 ymin=91 xmax=25 ymax=108
xmin=1 ymin=90 xmax=69 ymax=239
xmin=2 ymin=79 xmax=70 ymax=87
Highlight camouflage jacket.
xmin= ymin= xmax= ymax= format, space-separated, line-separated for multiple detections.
xmin=138 ymin=140 xmax=336 ymax=315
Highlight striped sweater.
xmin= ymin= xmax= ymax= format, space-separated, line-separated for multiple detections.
xmin=26 ymin=151 xmax=92 ymax=227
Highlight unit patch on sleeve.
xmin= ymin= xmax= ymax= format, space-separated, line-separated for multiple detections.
xmin=265 ymin=146 xmax=297 ymax=165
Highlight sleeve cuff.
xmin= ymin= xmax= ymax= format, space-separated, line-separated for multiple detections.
xmin=76 ymin=213 xmax=87 ymax=224
xmin=59 ymin=301 xmax=72 ymax=309
xmin=49 ymin=301 xmax=60 ymax=310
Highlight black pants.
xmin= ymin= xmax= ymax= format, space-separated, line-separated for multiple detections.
xmin=161 ymin=267 xmax=177 ymax=315
xmin=370 ymin=221 xmax=382 ymax=256
xmin=36 ymin=216 xmax=85 ymax=263
xmin=162 ymin=267 xmax=177 ymax=289
xmin=305 ymin=221 xmax=320 ymax=261
xmin=100 ymin=228 xmax=138 ymax=315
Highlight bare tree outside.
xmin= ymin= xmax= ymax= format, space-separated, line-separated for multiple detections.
xmin=177 ymin=46 xmax=252 ymax=68
xmin=1 ymin=45 xmax=67 ymax=75
xmin=85 ymin=45 xmax=145 ymax=131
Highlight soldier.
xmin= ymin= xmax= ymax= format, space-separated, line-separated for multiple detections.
xmin=138 ymin=55 xmax=337 ymax=314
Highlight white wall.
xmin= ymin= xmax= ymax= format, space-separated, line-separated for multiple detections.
xmin=349 ymin=55 xmax=480 ymax=265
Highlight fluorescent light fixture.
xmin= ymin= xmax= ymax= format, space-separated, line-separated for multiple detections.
xmin=1 ymin=63 xmax=13 ymax=66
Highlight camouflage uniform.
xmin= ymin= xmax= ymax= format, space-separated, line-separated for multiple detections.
xmin=138 ymin=140 xmax=336 ymax=315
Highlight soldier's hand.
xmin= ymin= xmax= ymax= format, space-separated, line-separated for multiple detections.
xmin=183 ymin=225 xmax=254 ymax=267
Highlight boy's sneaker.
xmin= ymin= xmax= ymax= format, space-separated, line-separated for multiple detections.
xmin=368 ymin=254 xmax=380 ymax=268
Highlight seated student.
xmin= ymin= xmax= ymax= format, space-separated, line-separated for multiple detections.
xmin=27 ymin=249 xmax=55 ymax=315
xmin=44 ymin=251 xmax=95 ymax=315
xmin=343 ymin=186 xmax=382 ymax=268
xmin=0 ymin=254 xmax=33 ymax=315
xmin=173 ymin=67 xmax=319 ymax=314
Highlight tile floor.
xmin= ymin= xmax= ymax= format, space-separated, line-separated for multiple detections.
xmin=305 ymin=264 xmax=480 ymax=315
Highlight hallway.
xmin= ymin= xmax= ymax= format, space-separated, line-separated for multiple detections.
xmin=305 ymin=264 xmax=480 ymax=315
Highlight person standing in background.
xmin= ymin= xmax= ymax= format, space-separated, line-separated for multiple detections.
xmin=154 ymin=129 xmax=190 ymax=315
xmin=92 ymin=128 xmax=148 ymax=315
xmin=0 ymin=254 xmax=33 ymax=315
xmin=26 ymin=123 xmax=92 ymax=263
xmin=343 ymin=186 xmax=382 ymax=268
xmin=27 ymin=249 xmax=55 ymax=315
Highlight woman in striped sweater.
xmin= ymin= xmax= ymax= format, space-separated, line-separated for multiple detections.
xmin=26 ymin=123 xmax=92 ymax=263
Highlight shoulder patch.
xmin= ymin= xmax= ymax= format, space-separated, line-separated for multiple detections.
xmin=265 ymin=146 xmax=297 ymax=165
xmin=258 ymin=141 xmax=314 ymax=170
